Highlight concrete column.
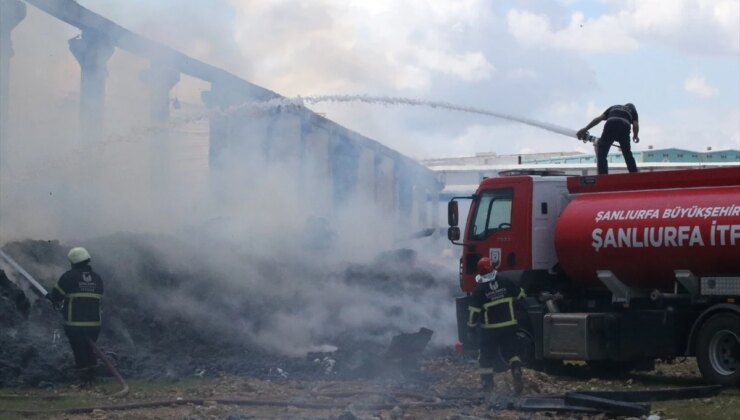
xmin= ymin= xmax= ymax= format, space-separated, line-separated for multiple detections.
xmin=140 ymin=63 xmax=179 ymax=202
xmin=303 ymin=125 xmax=331 ymax=217
xmin=330 ymin=139 xmax=360 ymax=207
xmin=140 ymin=63 xmax=179 ymax=124
xmin=374 ymin=154 xmax=395 ymax=212
xmin=356 ymin=148 xmax=375 ymax=200
xmin=202 ymin=81 xmax=245 ymax=166
xmin=68 ymin=30 xmax=115 ymax=144
xmin=202 ymin=82 xmax=260 ymax=199
xmin=267 ymin=108 xmax=302 ymax=165
xmin=0 ymin=0 xmax=26 ymax=168
xmin=394 ymin=159 xmax=412 ymax=229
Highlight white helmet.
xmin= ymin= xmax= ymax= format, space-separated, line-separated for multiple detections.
xmin=67 ymin=247 xmax=91 ymax=264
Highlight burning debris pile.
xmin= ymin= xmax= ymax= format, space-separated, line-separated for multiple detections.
xmin=0 ymin=233 xmax=457 ymax=388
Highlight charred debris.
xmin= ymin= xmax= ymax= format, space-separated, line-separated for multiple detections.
xmin=0 ymin=235 xmax=448 ymax=388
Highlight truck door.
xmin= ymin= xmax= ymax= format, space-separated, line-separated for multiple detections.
xmin=467 ymin=179 xmax=532 ymax=273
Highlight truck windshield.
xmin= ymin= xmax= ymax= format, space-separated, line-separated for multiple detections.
xmin=470 ymin=188 xmax=513 ymax=240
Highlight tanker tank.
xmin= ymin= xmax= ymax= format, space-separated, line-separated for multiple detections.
xmin=555 ymin=169 xmax=740 ymax=291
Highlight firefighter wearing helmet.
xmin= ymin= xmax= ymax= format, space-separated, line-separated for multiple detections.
xmin=466 ymin=257 xmax=526 ymax=394
xmin=49 ymin=247 xmax=104 ymax=387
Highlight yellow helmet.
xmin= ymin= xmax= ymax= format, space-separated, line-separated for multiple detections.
xmin=67 ymin=247 xmax=91 ymax=264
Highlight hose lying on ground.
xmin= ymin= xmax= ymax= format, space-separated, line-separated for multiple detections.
xmin=89 ymin=338 xmax=129 ymax=398
xmin=0 ymin=396 xmax=457 ymax=416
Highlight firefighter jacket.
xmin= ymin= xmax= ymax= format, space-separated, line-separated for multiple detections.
xmin=49 ymin=264 xmax=104 ymax=327
xmin=467 ymin=271 xmax=526 ymax=330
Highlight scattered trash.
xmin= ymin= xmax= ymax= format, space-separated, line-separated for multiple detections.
xmin=313 ymin=357 xmax=336 ymax=374
xmin=268 ymin=367 xmax=288 ymax=379
xmin=385 ymin=327 xmax=434 ymax=365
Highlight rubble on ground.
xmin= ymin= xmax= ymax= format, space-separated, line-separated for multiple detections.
xmin=1 ymin=234 xmax=729 ymax=419
xmin=0 ymin=234 xmax=453 ymax=387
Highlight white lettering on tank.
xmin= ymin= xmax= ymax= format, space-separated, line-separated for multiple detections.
xmin=592 ymin=228 xmax=603 ymax=252
xmin=677 ymin=226 xmax=691 ymax=245
xmin=603 ymin=229 xmax=617 ymax=249
xmin=589 ymin=222 xmax=735 ymax=251
xmin=649 ymin=227 xmax=663 ymax=247
xmin=664 ymin=227 xmax=678 ymax=246
xmin=689 ymin=226 xmax=704 ymax=246
xmin=655 ymin=205 xmax=740 ymax=220
xmin=595 ymin=208 xmax=662 ymax=223
xmin=717 ymin=224 xmax=729 ymax=246
xmin=632 ymin=228 xmax=644 ymax=248
xmin=618 ymin=228 xmax=631 ymax=247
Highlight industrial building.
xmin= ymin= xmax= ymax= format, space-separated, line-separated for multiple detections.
xmin=424 ymin=147 xmax=740 ymax=200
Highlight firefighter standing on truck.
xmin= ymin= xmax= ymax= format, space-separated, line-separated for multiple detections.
xmin=49 ymin=247 xmax=104 ymax=387
xmin=467 ymin=257 xmax=525 ymax=394
xmin=576 ymin=103 xmax=640 ymax=175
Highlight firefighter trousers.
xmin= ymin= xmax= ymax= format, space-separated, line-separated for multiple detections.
xmin=596 ymin=119 xmax=638 ymax=174
xmin=64 ymin=326 xmax=100 ymax=381
xmin=478 ymin=327 xmax=521 ymax=384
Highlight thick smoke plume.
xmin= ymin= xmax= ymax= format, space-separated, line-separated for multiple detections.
xmin=0 ymin=4 xmax=459 ymax=380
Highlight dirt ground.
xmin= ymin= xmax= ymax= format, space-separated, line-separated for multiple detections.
xmin=1 ymin=356 xmax=739 ymax=420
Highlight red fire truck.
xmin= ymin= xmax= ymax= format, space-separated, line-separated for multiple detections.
xmin=447 ymin=166 xmax=740 ymax=385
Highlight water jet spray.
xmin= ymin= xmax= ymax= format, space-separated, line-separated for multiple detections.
xmin=296 ymin=95 xmax=601 ymax=145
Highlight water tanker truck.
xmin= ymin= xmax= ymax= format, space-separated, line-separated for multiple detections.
xmin=447 ymin=166 xmax=740 ymax=385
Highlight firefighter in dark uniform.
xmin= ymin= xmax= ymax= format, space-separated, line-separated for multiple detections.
xmin=467 ymin=257 xmax=525 ymax=394
xmin=577 ymin=103 xmax=640 ymax=175
xmin=49 ymin=247 xmax=104 ymax=387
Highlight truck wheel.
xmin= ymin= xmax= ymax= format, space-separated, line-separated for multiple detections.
xmin=515 ymin=328 xmax=535 ymax=365
xmin=696 ymin=313 xmax=740 ymax=386
xmin=492 ymin=329 xmax=533 ymax=373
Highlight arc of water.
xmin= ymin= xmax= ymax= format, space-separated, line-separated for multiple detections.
xmin=297 ymin=95 xmax=591 ymax=142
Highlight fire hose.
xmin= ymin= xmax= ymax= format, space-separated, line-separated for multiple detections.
xmin=0 ymin=249 xmax=129 ymax=398
xmin=579 ymin=131 xmax=623 ymax=151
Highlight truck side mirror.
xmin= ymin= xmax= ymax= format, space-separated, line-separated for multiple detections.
xmin=448 ymin=201 xmax=459 ymax=227
xmin=448 ymin=227 xmax=460 ymax=242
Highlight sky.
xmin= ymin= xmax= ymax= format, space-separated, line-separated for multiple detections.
xmin=72 ymin=0 xmax=740 ymax=159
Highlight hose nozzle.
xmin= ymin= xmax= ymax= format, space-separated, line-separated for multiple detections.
xmin=581 ymin=130 xmax=599 ymax=144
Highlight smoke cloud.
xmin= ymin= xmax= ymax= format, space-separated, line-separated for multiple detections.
xmin=0 ymin=2 xmax=459 ymax=363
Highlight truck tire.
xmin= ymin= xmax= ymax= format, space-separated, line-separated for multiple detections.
xmin=696 ymin=313 xmax=740 ymax=386
xmin=491 ymin=328 xmax=533 ymax=373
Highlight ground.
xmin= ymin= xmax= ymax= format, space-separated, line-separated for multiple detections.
xmin=2 ymin=237 xmax=739 ymax=419
xmin=1 ymin=357 xmax=739 ymax=419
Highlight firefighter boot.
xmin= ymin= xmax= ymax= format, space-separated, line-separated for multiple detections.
xmin=79 ymin=367 xmax=96 ymax=389
xmin=511 ymin=365 xmax=523 ymax=395
xmin=481 ymin=374 xmax=495 ymax=392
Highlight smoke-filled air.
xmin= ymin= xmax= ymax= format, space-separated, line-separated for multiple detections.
xmin=0 ymin=1 xmax=462 ymax=387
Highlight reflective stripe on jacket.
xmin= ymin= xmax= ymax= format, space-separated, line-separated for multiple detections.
xmin=467 ymin=271 xmax=525 ymax=329
xmin=65 ymin=292 xmax=103 ymax=326
xmin=50 ymin=264 xmax=104 ymax=327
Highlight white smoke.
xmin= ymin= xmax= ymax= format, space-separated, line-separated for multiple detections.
xmin=0 ymin=3 xmax=464 ymax=359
